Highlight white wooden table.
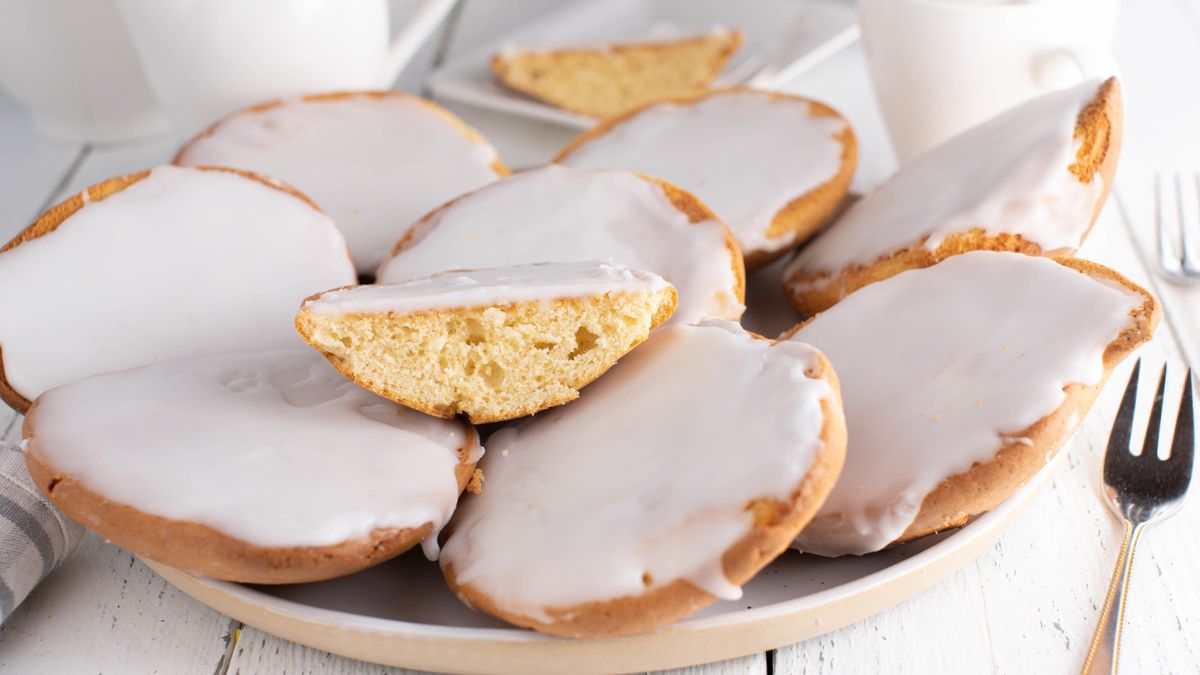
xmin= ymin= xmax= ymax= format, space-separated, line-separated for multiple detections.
xmin=2 ymin=1 xmax=1199 ymax=673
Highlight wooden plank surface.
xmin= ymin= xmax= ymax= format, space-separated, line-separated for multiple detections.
xmin=1 ymin=1 xmax=1197 ymax=673
xmin=227 ymin=626 xmax=422 ymax=675
xmin=0 ymin=531 xmax=236 ymax=674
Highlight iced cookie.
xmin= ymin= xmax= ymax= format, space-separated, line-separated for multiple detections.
xmin=0 ymin=165 xmax=355 ymax=412
xmin=175 ymin=91 xmax=507 ymax=274
xmin=375 ymin=165 xmax=744 ymax=325
xmin=556 ymin=88 xmax=856 ymax=267
xmin=783 ymin=251 xmax=1157 ymax=556
xmin=24 ymin=350 xmax=481 ymax=584
xmin=440 ymin=320 xmax=846 ymax=637
xmin=296 ymin=261 xmax=677 ymax=423
xmin=784 ymin=78 xmax=1123 ymax=315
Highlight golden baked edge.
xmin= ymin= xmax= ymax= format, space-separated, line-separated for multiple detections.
xmin=553 ymin=87 xmax=859 ymax=269
xmin=294 ymin=285 xmax=678 ymax=424
xmin=780 ymin=256 xmax=1159 ymax=548
xmin=22 ymin=409 xmax=481 ymax=584
xmin=441 ymin=347 xmax=847 ymax=638
xmin=785 ymin=77 xmax=1123 ymax=316
xmin=896 ymin=257 xmax=1156 ymax=543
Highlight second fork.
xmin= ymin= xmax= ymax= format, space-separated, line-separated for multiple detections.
xmin=1155 ymin=172 xmax=1200 ymax=282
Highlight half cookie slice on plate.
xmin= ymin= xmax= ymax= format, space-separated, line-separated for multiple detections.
xmin=296 ymin=261 xmax=677 ymax=423
xmin=440 ymin=320 xmax=846 ymax=637
xmin=24 ymin=350 xmax=480 ymax=584
xmin=783 ymin=251 xmax=1157 ymax=556
xmin=784 ymin=77 xmax=1122 ymax=315
xmin=492 ymin=27 xmax=743 ymax=118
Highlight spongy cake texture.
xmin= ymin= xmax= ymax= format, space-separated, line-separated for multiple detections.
xmin=492 ymin=30 xmax=743 ymax=118
xmin=297 ymin=267 xmax=677 ymax=423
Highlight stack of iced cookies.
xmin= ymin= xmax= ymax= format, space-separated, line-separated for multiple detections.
xmin=0 ymin=76 xmax=1158 ymax=638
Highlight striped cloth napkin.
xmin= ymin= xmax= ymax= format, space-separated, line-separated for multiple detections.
xmin=0 ymin=442 xmax=83 ymax=622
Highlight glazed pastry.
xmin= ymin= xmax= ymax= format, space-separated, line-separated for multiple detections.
xmin=784 ymin=77 xmax=1123 ymax=315
xmin=0 ymin=165 xmax=355 ymax=412
xmin=440 ymin=320 xmax=846 ymax=637
xmin=175 ymin=91 xmax=507 ymax=274
xmin=375 ymin=165 xmax=745 ymax=325
xmin=492 ymin=27 xmax=743 ymax=118
xmin=556 ymin=88 xmax=857 ymax=267
xmin=783 ymin=251 xmax=1158 ymax=556
xmin=296 ymin=261 xmax=677 ymax=423
xmin=23 ymin=350 xmax=481 ymax=584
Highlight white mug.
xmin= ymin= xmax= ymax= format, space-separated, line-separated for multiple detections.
xmin=858 ymin=0 xmax=1119 ymax=164
xmin=115 ymin=0 xmax=457 ymax=138
xmin=0 ymin=0 xmax=169 ymax=143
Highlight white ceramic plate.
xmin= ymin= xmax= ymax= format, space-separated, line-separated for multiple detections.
xmin=427 ymin=0 xmax=860 ymax=130
xmin=147 ymin=452 xmax=1064 ymax=675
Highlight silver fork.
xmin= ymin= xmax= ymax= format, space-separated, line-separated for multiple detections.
xmin=1082 ymin=361 xmax=1195 ymax=674
xmin=1155 ymin=172 xmax=1200 ymax=282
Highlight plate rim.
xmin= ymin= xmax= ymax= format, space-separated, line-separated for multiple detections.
xmin=145 ymin=453 xmax=1066 ymax=674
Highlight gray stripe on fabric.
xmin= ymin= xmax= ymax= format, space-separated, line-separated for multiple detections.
xmin=0 ymin=574 xmax=14 ymax=619
xmin=0 ymin=493 xmax=53 ymax=579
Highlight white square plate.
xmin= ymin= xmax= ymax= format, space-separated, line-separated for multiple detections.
xmin=428 ymin=0 xmax=859 ymax=129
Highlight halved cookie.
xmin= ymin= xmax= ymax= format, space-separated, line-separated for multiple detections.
xmin=782 ymin=251 xmax=1158 ymax=556
xmin=440 ymin=320 xmax=846 ymax=637
xmin=296 ymin=261 xmax=677 ymax=423
xmin=556 ymin=88 xmax=857 ymax=267
xmin=24 ymin=350 xmax=480 ymax=584
xmin=375 ymin=165 xmax=745 ymax=325
xmin=491 ymin=28 xmax=743 ymax=118
xmin=175 ymin=91 xmax=508 ymax=275
xmin=0 ymin=165 xmax=355 ymax=412
xmin=784 ymin=77 xmax=1123 ymax=315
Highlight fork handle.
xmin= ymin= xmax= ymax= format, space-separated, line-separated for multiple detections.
xmin=1082 ymin=521 xmax=1147 ymax=674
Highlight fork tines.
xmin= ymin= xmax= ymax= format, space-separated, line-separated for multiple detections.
xmin=1105 ymin=360 xmax=1196 ymax=500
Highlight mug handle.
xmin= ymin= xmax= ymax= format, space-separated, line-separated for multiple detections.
xmin=1032 ymin=45 xmax=1120 ymax=90
xmin=380 ymin=0 xmax=460 ymax=86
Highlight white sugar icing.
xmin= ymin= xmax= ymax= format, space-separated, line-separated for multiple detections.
xmin=440 ymin=320 xmax=834 ymax=622
xmin=0 ymin=165 xmax=355 ymax=402
xmin=303 ymin=261 xmax=670 ymax=316
xmin=559 ymin=90 xmax=848 ymax=256
xmin=785 ymin=79 xmax=1110 ymax=291
xmin=787 ymin=252 xmax=1143 ymax=556
xmin=375 ymin=165 xmax=742 ymax=325
xmin=176 ymin=94 xmax=503 ymax=274
xmin=28 ymin=350 xmax=476 ymax=554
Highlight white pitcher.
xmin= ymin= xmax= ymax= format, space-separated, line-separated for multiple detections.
xmin=115 ymin=0 xmax=457 ymax=138
xmin=0 ymin=0 xmax=169 ymax=143
xmin=859 ymin=0 xmax=1119 ymax=164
